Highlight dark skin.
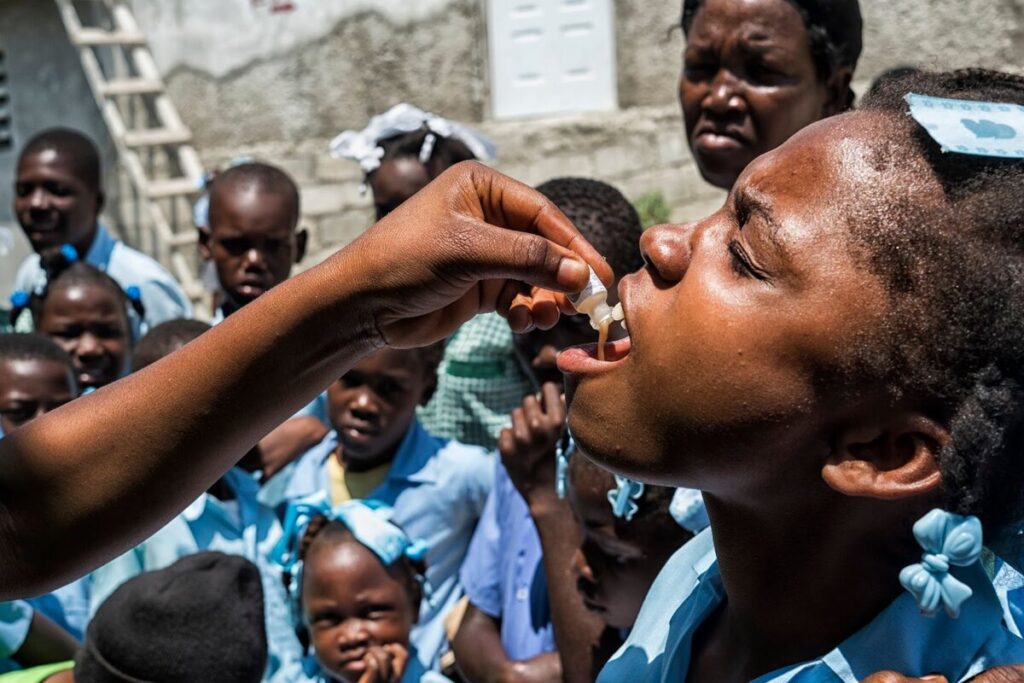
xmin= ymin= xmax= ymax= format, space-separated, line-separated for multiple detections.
xmin=680 ymin=0 xmax=851 ymax=189
xmin=453 ymin=606 xmax=562 ymax=683
xmin=198 ymin=185 xmax=307 ymax=315
xmin=0 ymin=161 xmax=611 ymax=599
xmin=567 ymin=456 xmax=690 ymax=631
xmin=10 ymin=611 xmax=79 ymax=669
xmin=326 ymin=348 xmax=433 ymax=473
xmin=198 ymin=182 xmax=319 ymax=478
xmin=560 ymin=112 xmax=955 ymax=680
xmin=35 ymin=283 xmax=130 ymax=391
xmin=304 ymin=533 xmax=419 ymax=683
xmin=14 ymin=150 xmax=103 ymax=257
xmin=368 ymin=157 xmax=431 ymax=220
xmin=0 ymin=359 xmax=76 ymax=433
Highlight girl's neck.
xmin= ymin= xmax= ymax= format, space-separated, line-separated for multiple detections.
xmin=688 ymin=489 xmax=921 ymax=682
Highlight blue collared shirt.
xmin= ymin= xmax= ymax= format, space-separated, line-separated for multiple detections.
xmin=25 ymin=578 xmax=89 ymax=642
xmin=268 ymin=647 xmax=453 ymax=683
xmin=15 ymin=223 xmax=192 ymax=335
xmin=266 ymin=419 xmax=494 ymax=670
xmin=460 ymin=460 xmax=555 ymax=661
xmin=0 ymin=601 xmax=33 ymax=673
xmin=599 ymin=528 xmax=1024 ymax=683
xmin=89 ymin=467 xmax=302 ymax=680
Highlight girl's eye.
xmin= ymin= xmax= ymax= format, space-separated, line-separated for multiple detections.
xmin=728 ymin=241 xmax=760 ymax=280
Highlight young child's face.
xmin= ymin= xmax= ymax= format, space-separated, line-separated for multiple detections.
xmin=680 ymin=0 xmax=830 ymax=189
xmin=561 ymin=111 xmax=900 ymax=492
xmin=568 ymin=457 xmax=689 ymax=630
xmin=36 ymin=284 xmax=130 ymax=391
xmin=0 ymin=358 xmax=75 ymax=433
xmin=203 ymin=188 xmax=304 ymax=310
xmin=14 ymin=150 xmax=101 ymax=255
xmin=327 ymin=348 xmax=432 ymax=470
xmin=303 ymin=538 xmax=418 ymax=683
xmin=368 ymin=158 xmax=431 ymax=220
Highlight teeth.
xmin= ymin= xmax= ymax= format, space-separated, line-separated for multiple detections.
xmin=612 ymin=303 xmax=626 ymax=332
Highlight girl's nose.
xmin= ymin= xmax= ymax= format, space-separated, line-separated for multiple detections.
xmin=75 ymin=333 xmax=103 ymax=358
xmin=639 ymin=223 xmax=697 ymax=284
xmin=336 ymin=620 xmax=370 ymax=649
xmin=29 ymin=187 xmax=50 ymax=209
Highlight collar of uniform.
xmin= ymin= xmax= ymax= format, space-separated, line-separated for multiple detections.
xmin=317 ymin=419 xmax=441 ymax=487
xmin=83 ymin=222 xmax=117 ymax=271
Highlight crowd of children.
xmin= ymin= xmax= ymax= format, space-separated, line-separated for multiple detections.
xmin=6 ymin=0 xmax=1024 ymax=681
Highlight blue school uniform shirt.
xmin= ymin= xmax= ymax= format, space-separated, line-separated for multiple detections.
xmin=267 ymin=420 xmax=494 ymax=670
xmin=268 ymin=648 xmax=453 ymax=683
xmin=0 ymin=602 xmax=33 ymax=674
xmin=15 ymin=223 xmax=192 ymax=334
xmin=599 ymin=529 xmax=1024 ymax=683
xmin=24 ymin=579 xmax=89 ymax=642
xmin=460 ymin=460 xmax=555 ymax=661
xmin=89 ymin=467 xmax=302 ymax=680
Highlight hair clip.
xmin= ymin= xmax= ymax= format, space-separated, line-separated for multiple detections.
xmin=59 ymin=244 xmax=79 ymax=264
xmin=907 ymin=93 xmax=1024 ymax=159
xmin=418 ymin=132 xmax=438 ymax=164
xmin=125 ymin=285 xmax=141 ymax=302
xmin=9 ymin=290 xmax=29 ymax=309
xmin=899 ymin=508 xmax=983 ymax=618
xmin=608 ymin=475 xmax=645 ymax=521
xmin=555 ymin=432 xmax=576 ymax=499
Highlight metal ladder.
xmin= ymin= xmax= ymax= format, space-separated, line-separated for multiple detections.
xmin=53 ymin=0 xmax=208 ymax=316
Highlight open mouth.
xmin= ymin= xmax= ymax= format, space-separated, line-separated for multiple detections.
xmin=556 ymin=336 xmax=631 ymax=375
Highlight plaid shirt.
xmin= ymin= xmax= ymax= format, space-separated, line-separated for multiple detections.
xmin=418 ymin=313 xmax=532 ymax=450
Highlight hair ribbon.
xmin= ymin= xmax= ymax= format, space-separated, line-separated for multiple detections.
xmin=899 ymin=508 xmax=983 ymax=618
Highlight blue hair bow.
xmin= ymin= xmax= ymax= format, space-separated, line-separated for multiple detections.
xmin=270 ymin=493 xmax=428 ymax=575
xmin=125 ymin=285 xmax=142 ymax=303
xmin=555 ymin=432 xmax=576 ymax=500
xmin=9 ymin=290 xmax=29 ymax=309
xmin=59 ymin=244 xmax=79 ymax=264
xmin=899 ymin=508 xmax=983 ymax=618
xmin=608 ymin=475 xmax=645 ymax=521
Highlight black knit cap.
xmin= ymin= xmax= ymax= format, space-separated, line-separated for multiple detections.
xmin=75 ymin=552 xmax=267 ymax=683
xmin=682 ymin=0 xmax=864 ymax=75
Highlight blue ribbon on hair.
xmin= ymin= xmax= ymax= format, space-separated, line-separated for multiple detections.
xmin=9 ymin=290 xmax=29 ymax=309
xmin=608 ymin=475 xmax=645 ymax=521
xmin=125 ymin=285 xmax=142 ymax=303
xmin=59 ymin=244 xmax=79 ymax=264
xmin=899 ymin=508 xmax=983 ymax=618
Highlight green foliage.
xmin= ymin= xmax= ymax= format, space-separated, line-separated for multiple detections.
xmin=633 ymin=191 xmax=671 ymax=229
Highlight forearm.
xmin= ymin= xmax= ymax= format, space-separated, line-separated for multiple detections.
xmin=530 ymin=499 xmax=607 ymax=683
xmin=0 ymin=250 xmax=379 ymax=596
xmin=12 ymin=612 xmax=79 ymax=668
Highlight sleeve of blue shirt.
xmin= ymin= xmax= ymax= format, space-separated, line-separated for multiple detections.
xmin=88 ymin=546 xmax=146 ymax=617
xmin=0 ymin=602 xmax=33 ymax=659
xmin=460 ymin=462 xmax=503 ymax=619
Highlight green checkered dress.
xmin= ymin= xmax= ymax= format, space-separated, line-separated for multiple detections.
xmin=418 ymin=312 xmax=532 ymax=450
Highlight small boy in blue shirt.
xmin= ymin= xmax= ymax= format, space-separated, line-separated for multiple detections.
xmin=267 ymin=343 xmax=493 ymax=671
xmin=13 ymin=128 xmax=191 ymax=334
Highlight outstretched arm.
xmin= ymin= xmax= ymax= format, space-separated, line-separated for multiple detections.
xmin=0 ymin=162 xmax=612 ymax=598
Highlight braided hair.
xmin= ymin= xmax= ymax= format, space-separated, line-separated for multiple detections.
xmin=10 ymin=247 xmax=145 ymax=336
xmin=377 ymin=129 xmax=477 ymax=181
xmin=846 ymin=68 xmax=1024 ymax=532
xmin=682 ymin=0 xmax=863 ymax=110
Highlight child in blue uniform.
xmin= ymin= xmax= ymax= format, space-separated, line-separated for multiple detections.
xmin=11 ymin=258 xmax=139 ymax=392
xmin=270 ymin=499 xmax=452 ymax=683
xmin=13 ymin=128 xmax=191 ymax=334
xmin=268 ymin=344 xmax=493 ymax=671
xmin=562 ymin=68 xmax=1024 ymax=681
xmin=0 ymin=335 xmax=87 ymax=642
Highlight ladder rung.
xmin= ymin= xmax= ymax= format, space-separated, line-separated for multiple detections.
xmin=124 ymin=127 xmax=192 ymax=148
xmin=100 ymin=78 xmax=164 ymax=97
xmin=145 ymin=177 xmax=200 ymax=199
xmin=72 ymin=28 xmax=147 ymax=46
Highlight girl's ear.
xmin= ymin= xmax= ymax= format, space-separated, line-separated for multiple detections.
xmin=822 ymin=414 xmax=946 ymax=499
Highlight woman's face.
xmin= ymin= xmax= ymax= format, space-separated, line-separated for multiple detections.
xmin=559 ymin=112 xmax=925 ymax=495
xmin=36 ymin=283 xmax=130 ymax=391
xmin=680 ymin=0 xmax=841 ymax=189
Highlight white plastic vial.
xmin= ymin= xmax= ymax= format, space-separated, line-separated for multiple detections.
xmin=568 ymin=267 xmax=616 ymax=331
